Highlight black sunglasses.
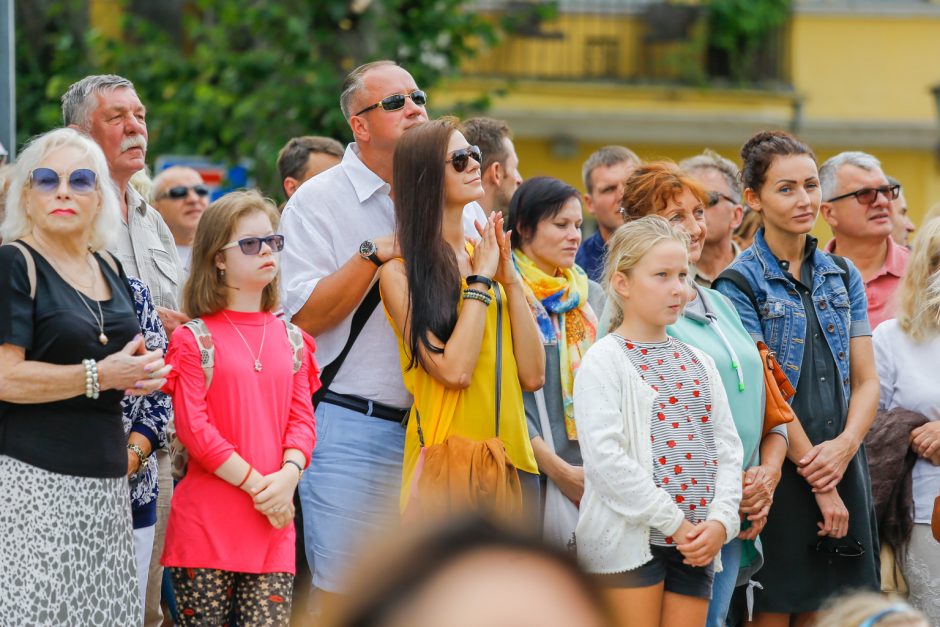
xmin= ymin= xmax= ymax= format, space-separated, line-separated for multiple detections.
xmin=220 ymin=234 xmax=285 ymax=255
xmin=446 ymin=146 xmax=482 ymax=174
xmin=160 ymin=184 xmax=211 ymax=200
xmin=810 ymin=534 xmax=865 ymax=558
xmin=826 ymin=184 xmax=900 ymax=205
xmin=30 ymin=167 xmax=98 ymax=194
xmin=706 ymin=191 xmax=739 ymax=207
xmin=354 ymin=90 xmax=427 ymax=116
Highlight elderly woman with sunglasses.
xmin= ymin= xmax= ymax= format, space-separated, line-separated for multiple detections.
xmin=0 ymin=127 xmax=170 ymax=624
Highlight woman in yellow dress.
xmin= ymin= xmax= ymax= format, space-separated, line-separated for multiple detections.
xmin=379 ymin=117 xmax=544 ymax=519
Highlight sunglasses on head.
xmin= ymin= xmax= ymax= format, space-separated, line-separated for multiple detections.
xmin=810 ymin=534 xmax=865 ymax=558
xmin=355 ymin=89 xmax=427 ymax=116
xmin=826 ymin=184 xmax=900 ymax=205
xmin=706 ymin=191 xmax=739 ymax=207
xmin=446 ymin=146 xmax=482 ymax=173
xmin=30 ymin=167 xmax=98 ymax=194
xmin=161 ymin=184 xmax=210 ymax=200
xmin=220 ymin=234 xmax=285 ymax=255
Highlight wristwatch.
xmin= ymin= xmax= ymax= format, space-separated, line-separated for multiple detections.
xmin=359 ymin=240 xmax=382 ymax=267
xmin=127 ymin=443 xmax=149 ymax=472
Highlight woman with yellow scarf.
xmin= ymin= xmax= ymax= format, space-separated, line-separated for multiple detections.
xmin=508 ymin=177 xmax=605 ymax=546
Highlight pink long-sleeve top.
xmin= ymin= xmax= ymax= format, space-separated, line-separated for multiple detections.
xmin=161 ymin=310 xmax=318 ymax=574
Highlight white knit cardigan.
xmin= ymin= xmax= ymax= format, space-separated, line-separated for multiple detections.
xmin=573 ymin=334 xmax=743 ymax=574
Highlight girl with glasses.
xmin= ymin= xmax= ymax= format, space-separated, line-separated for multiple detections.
xmin=574 ymin=216 xmax=743 ymax=627
xmin=160 ymin=190 xmax=316 ymax=626
xmin=380 ymin=117 xmax=544 ymax=519
xmin=713 ymin=131 xmax=880 ymax=624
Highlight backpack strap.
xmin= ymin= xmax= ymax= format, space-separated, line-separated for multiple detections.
xmin=182 ymin=318 xmax=215 ymax=389
xmin=5 ymin=242 xmax=37 ymax=300
xmin=715 ymin=267 xmax=760 ymax=316
xmin=282 ymin=318 xmax=305 ymax=374
xmin=828 ymin=254 xmax=852 ymax=292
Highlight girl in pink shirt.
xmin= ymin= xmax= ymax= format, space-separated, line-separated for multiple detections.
xmin=162 ymin=190 xmax=317 ymax=626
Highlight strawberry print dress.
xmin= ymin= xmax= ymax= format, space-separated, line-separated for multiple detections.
xmin=614 ymin=335 xmax=717 ymax=546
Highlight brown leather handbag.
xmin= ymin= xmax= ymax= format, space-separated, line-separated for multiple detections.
xmin=757 ymin=341 xmax=797 ymax=436
xmin=403 ymin=285 xmax=523 ymax=522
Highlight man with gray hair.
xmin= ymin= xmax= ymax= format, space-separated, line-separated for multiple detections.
xmin=680 ymin=149 xmax=745 ymax=288
xmin=820 ymin=150 xmax=909 ymax=329
xmin=279 ymin=60 xmax=485 ymax=602
xmin=575 ymin=145 xmax=640 ymax=281
xmin=63 ymin=73 xmax=184 ymax=627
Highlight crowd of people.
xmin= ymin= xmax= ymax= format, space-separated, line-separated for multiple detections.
xmin=0 ymin=58 xmax=938 ymax=627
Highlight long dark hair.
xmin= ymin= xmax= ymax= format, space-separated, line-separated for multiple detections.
xmin=393 ymin=117 xmax=463 ymax=370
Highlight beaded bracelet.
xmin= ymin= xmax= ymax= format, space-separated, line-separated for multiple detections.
xmin=462 ymin=288 xmax=492 ymax=306
xmin=82 ymin=358 xmax=100 ymax=400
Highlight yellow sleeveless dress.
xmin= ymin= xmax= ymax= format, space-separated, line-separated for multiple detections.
xmin=384 ymin=267 xmax=538 ymax=512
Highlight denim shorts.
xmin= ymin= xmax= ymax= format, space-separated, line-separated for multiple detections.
xmin=596 ymin=545 xmax=715 ymax=599
xmin=297 ymin=401 xmax=406 ymax=593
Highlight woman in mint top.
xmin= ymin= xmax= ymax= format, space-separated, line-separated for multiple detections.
xmin=606 ymin=162 xmax=788 ymax=626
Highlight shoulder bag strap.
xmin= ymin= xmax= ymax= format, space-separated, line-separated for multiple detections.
xmin=5 ymin=242 xmax=37 ymax=300
xmin=311 ymin=281 xmax=381 ymax=406
xmin=494 ymin=284 xmax=503 ymax=437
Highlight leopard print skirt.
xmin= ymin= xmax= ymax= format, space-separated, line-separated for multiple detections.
xmin=0 ymin=455 xmax=139 ymax=626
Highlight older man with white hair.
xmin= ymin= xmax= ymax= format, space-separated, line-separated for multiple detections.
xmin=820 ymin=151 xmax=909 ymax=329
xmin=62 ymin=73 xmax=184 ymax=627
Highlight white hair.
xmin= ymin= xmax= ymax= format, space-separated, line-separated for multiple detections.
xmin=0 ymin=127 xmax=121 ymax=251
xmin=61 ymin=74 xmax=135 ymax=130
xmin=819 ymin=151 xmax=882 ymax=201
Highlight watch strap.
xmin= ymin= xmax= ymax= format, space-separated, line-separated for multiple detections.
xmin=465 ymin=274 xmax=493 ymax=290
xmin=366 ymin=252 xmax=382 ymax=267
xmin=127 ymin=443 xmax=148 ymax=469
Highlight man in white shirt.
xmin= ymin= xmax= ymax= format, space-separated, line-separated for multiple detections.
xmin=280 ymin=60 xmax=484 ymax=601
xmin=152 ymin=166 xmax=210 ymax=279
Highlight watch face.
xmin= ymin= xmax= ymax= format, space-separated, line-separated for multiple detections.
xmin=359 ymin=240 xmax=376 ymax=257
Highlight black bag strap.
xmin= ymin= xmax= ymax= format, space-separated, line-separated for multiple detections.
xmin=715 ymin=268 xmax=760 ymax=316
xmin=414 ymin=283 xmax=504 ymax=447
xmin=493 ymin=284 xmax=503 ymax=437
xmin=311 ymin=282 xmax=381 ymax=407
xmin=828 ymin=254 xmax=852 ymax=292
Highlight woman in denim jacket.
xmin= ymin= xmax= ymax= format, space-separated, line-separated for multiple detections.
xmin=714 ymin=131 xmax=880 ymax=624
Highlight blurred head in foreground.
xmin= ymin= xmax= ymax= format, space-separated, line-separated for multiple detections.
xmin=322 ymin=515 xmax=614 ymax=627
xmin=814 ymin=593 xmax=927 ymax=627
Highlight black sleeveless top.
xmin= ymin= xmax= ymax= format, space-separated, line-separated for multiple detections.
xmin=0 ymin=241 xmax=140 ymax=478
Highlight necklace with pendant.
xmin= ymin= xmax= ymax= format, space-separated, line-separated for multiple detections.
xmin=38 ymin=243 xmax=108 ymax=345
xmin=222 ymin=311 xmax=267 ymax=372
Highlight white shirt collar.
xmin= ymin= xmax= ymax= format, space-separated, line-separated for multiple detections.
xmin=342 ymin=143 xmax=390 ymax=204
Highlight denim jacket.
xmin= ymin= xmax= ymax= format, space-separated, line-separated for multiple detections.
xmin=713 ymin=229 xmax=871 ymax=406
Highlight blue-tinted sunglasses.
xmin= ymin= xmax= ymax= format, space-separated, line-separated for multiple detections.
xmin=30 ymin=167 xmax=98 ymax=194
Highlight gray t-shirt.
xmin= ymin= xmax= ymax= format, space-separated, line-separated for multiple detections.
xmin=524 ymin=280 xmax=606 ymax=468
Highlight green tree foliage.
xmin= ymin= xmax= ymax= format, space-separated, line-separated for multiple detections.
xmin=15 ymin=0 xmax=499 ymax=196
xmin=706 ymin=0 xmax=791 ymax=85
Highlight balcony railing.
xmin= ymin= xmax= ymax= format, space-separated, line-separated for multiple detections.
xmin=464 ymin=0 xmax=789 ymax=88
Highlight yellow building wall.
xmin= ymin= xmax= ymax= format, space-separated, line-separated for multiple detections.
xmin=790 ymin=12 xmax=940 ymax=123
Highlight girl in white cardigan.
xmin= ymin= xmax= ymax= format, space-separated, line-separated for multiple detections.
xmin=574 ymin=216 xmax=743 ymax=627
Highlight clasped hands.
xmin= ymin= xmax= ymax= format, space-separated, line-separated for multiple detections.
xmin=244 ymin=466 xmax=301 ymax=529
xmin=673 ymin=519 xmax=726 ymax=567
